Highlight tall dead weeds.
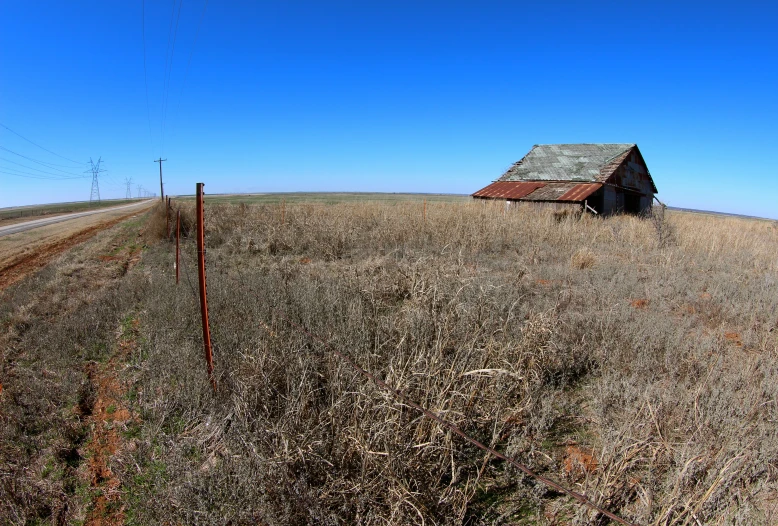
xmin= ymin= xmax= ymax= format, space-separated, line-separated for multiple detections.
xmin=101 ymin=201 xmax=778 ymax=524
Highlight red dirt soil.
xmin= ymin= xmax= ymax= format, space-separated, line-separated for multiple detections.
xmin=564 ymin=444 xmax=599 ymax=481
xmin=0 ymin=211 xmax=141 ymax=291
xmin=83 ymin=317 xmax=141 ymax=526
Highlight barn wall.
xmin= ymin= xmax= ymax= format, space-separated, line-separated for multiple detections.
xmin=603 ymin=186 xmax=619 ymax=214
xmin=608 ymin=149 xmax=655 ymax=214
xmin=611 ymin=151 xmax=654 ymax=194
xmin=601 ymin=185 xmax=657 ymax=215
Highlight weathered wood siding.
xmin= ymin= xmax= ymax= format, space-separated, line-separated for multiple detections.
xmin=603 ymin=148 xmax=654 ymax=214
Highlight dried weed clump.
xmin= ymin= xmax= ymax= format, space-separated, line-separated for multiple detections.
xmin=6 ymin=199 xmax=776 ymax=525
xmin=114 ymin=200 xmax=778 ymax=525
xmin=571 ymin=247 xmax=596 ymax=269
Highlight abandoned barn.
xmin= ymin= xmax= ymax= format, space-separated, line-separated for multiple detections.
xmin=472 ymin=143 xmax=658 ymax=215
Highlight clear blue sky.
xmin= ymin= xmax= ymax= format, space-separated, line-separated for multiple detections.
xmin=1 ymin=1 xmax=776 ymax=218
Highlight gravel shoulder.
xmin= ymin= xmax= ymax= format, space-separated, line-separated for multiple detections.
xmin=0 ymin=201 xmax=155 ymax=290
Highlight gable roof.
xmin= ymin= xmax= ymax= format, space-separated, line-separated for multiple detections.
xmin=499 ymin=143 xmax=636 ymax=183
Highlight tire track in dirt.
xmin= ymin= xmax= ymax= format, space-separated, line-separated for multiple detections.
xmin=0 ymin=211 xmax=144 ymax=291
xmin=0 ymin=205 xmax=156 ymax=524
xmin=82 ymin=318 xmax=140 ymax=526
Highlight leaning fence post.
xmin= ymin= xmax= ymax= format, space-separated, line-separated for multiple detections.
xmin=195 ymin=183 xmax=216 ymax=391
xmin=166 ymin=197 xmax=171 ymax=239
xmin=175 ymin=209 xmax=180 ymax=285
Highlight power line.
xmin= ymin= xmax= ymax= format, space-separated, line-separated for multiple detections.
xmin=170 ymin=0 xmax=209 ymax=142
xmin=0 ymin=155 xmax=87 ymax=178
xmin=134 ymin=184 xmax=156 ymax=198
xmin=0 ymin=122 xmax=84 ymax=165
xmin=141 ymin=0 xmax=156 ymax=155
xmin=161 ymin=0 xmax=184 ymax=155
xmin=0 ymin=169 xmax=87 ymax=181
xmin=0 ymin=145 xmax=86 ymax=171
xmin=160 ymin=0 xmax=179 ymax=155
xmin=99 ymin=169 xmax=127 ymax=189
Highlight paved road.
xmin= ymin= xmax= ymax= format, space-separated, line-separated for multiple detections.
xmin=0 ymin=200 xmax=154 ymax=238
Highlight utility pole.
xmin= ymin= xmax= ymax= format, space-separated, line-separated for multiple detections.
xmin=154 ymin=158 xmax=167 ymax=201
xmin=125 ymin=177 xmax=133 ymax=199
xmin=86 ymin=157 xmax=105 ymax=204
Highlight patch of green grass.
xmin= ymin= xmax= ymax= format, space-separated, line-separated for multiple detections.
xmin=467 ymin=484 xmax=542 ymax=524
xmin=162 ymin=416 xmax=188 ymax=435
xmin=125 ymin=385 xmax=140 ymax=404
xmin=124 ymin=459 xmax=168 ymax=525
xmin=83 ymin=341 xmax=111 ymax=362
xmin=41 ymin=457 xmax=65 ymax=480
xmin=122 ymin=421 xmax=142 ymax=441
xmin=183 ymin=445 xmax=202 ymax=462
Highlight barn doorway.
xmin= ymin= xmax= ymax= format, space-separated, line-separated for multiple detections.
xmin=624 ymin=192 xmax=641 ymax=214
xmin=585 ymin=189 xmax=604 ymax=214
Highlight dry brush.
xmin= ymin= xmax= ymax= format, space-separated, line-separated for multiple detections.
xmin=119 ymin=201 xmax=778 ymax=524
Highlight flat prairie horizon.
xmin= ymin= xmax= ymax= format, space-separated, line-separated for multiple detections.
xmin=2 ymin=196 xmax=777 ymax=524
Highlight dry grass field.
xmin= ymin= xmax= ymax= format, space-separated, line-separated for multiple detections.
xmin=1 ymin=198 xmax=777 ymax=525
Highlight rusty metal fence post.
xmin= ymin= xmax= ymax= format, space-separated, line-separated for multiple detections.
xmin=195 ymin=183 xmax=216 ymax=391
xmin=423 ymin=198 xmax=427 ymax=222
xmin=166 ymin=197 xmax=171 ymax=240
xmin=175 ymin=209 xmax=180 ymax=285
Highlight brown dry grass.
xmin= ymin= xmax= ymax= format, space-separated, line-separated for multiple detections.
xmin=114 ymin=201 xmax=777 ymax=524
xmin=0 ymin=206 xmax=159 ymax=525
xmin=0 ymin=201 xmax=155 ymax=290
xmin=2 ymin=199 xmax=777 ymax=525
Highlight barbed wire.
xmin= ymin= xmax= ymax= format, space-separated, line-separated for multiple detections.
xmin=164 ymin=195 xmax=636 ymax=526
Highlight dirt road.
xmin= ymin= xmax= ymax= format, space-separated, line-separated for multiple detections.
xmin=0 ymin=200 xmax=156 ymax=290
xmin=0 ymin=199 xmax=153 ymax=238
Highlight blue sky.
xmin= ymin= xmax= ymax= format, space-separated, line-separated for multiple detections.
xmin=1 ymin=1 xmax=776 ymax=218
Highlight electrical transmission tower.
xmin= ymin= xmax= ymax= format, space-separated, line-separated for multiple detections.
xmin=137 ymin=185 xmax=142 ymax=198
xmin=86 ymin=157 xmax=105 ymax=204
xmin=125 ymin=177 xmax=133 ymax=199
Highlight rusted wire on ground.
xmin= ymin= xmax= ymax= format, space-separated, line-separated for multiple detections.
xmin=177 ymin=239 xmax=199 ymax=300
xmin=175 ymin=194 xmax=635 ymax=524
xmin=269 ymin=309 xmax=638 ymax=526
xmin=168 ymin=203 xmax=199 ymax=300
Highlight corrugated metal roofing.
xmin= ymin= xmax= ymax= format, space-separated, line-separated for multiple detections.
xmin=499 ymin=144 xmax=635 ymax=183
xmin=471 ymin=181 xmax=602 ymax=202
xmin=521 ymin=183 xmax=579 ymax=201
xmin=558 ymin=183 xmax=603 ymax=201
xmin=472 ymin=181 xmax=546 ymax=199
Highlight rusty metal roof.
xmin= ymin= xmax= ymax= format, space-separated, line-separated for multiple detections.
xmin=558 ymin=183 xmax=603 ymax=201
xmin=499 ymin=144 xmax=635 ymax=183
xmin=472 ymin=181 xmax=546 ymax=199
xmin=472 ymin=181 xmax=602 ymax=202
xmin=521 ymin=182 xmax=578 ymax=201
